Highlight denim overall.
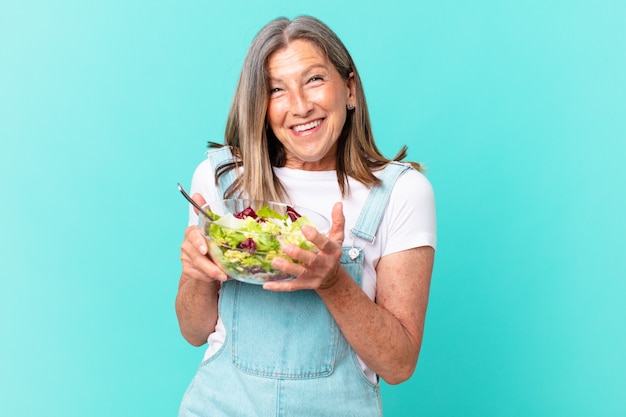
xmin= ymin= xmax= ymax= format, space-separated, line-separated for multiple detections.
xmin=179 ymin=148 xmax=411 ymax=417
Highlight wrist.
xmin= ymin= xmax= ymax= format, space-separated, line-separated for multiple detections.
xmin=318 ymin=265 xmax=342 ymax=290
xmin=184 ymin=274 xmax=221 ymax=294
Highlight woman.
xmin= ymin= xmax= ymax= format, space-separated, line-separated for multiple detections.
xmin=177 ymin=15 xmax=436 ymax=416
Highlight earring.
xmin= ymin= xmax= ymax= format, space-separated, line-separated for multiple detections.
xmin=347 ymin=103 xmax=355 ymax=110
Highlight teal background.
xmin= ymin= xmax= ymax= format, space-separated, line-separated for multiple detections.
xmin=2 ymin=1 xmax=625 ymax=416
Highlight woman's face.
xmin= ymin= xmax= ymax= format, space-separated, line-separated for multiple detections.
xmin=266 ymin=39 xmax=355 ymax=170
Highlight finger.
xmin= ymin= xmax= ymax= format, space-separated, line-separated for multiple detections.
xmin=299 ymin=228 xmax=330 ymax=254
xmin=181 ymin=228 xmax=228 ymax=282
xmin=181 ymin=247 xmax=228 ymax=282
xmin=263 ymin=279 xmax=302 ymax=292
xmin=183 ymin=258 xmax=228 ymax=282
xmin=299 ymin=224 xmax=341 ymax=255
xmin=271 ymin=255 xmax=307 ymax=277
xmin=263 ymin=268 xmax=314 ymax=292
xmin=195 ymin=258 xmax=228 ymax=282
xmin=328 ymin=202 xmax=345 ymax=243
xmin=191 ymin=193 xmax=207 ymax=214
xmin=185 ymin=227 xmax=207 ymax=254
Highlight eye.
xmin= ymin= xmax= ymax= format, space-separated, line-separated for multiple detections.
xmin=269 ymin=87 xmax=282 ymax=96
xmin=308 ymin=75 xmax=324 ymax=83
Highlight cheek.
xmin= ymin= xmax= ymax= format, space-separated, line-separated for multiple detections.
xmin=266 ymin=102 xmax=285 ymax=130
xmin=266 ymin=102 xmax=276 ymax=121
xmin=320 ymin=88 xmax=347 ymax=115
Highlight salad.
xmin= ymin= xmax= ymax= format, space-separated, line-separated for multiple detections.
xmin=202 ymin=204 xmax=319 ymax=282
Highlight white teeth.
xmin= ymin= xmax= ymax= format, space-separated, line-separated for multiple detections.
xmin=293 ymin=119 xmax=321 ymax=132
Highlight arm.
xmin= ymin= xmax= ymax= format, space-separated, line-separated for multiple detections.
xmin=175 ymin=194 xmax=229 ymax=346
xmin=317 ymin=246 xmax=433 ymax=384
xmin=265 ymin=202 xmax=435 ymax=384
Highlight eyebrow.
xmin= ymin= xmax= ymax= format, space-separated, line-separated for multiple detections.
xmin=268 ymin=63 xmax=331 ymax=82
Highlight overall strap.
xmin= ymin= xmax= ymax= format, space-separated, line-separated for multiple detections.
xmin=205 ymin=147 xmax=237 ymax=198
xmin=349 ymin=162 xmax=412 ymax=256
xmin=206 ymin=148 xmax=410 ymax=247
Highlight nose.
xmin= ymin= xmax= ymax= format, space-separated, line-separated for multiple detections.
xmin=289 ymin=88 xmax=313 ymax=117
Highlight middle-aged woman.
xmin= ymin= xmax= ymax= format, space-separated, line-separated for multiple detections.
xmin=176 ymin=15 xmax=436 ymax=417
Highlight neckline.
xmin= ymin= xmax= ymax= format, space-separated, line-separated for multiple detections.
xmin=273 ymin=166 xmax=337 ymax=180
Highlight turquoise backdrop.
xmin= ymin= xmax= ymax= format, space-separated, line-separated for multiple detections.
xmin=2 ymin=1 xmax=625 ymax=416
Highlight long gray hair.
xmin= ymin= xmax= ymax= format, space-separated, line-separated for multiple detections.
xmin=214 ymin=15 xmax=419 ymax=201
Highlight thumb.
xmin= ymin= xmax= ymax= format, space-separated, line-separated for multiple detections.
xmin=192 ymin=193 xmax=207 ymax=215
xmin=328 ymin=202 xmax=345 ymax=243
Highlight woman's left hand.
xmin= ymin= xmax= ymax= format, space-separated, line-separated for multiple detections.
xmin=263 ymin=202 xmax=345 ymax=292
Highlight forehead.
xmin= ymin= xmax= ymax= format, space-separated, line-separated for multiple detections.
xmin=267 ymin=39 xmax=331 ymax=77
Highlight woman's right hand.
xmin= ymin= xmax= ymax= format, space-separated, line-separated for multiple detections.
xmin=176 ymin=193 xmax=225 ymax=346
xmin=179 ymin=193 xmax=228 ymax=283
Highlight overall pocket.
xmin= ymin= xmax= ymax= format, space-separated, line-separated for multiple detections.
xmin=226 ymin=248 xmax=364 ymax=380
xmin=229 ymin=282 xmax=339 ymax=379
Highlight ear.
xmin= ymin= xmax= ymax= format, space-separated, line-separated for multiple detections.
xmin=346 ymin=71 xmax=356 ymax=107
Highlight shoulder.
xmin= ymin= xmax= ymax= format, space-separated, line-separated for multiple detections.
xmin=386 ymin=166 xmax=435 ymax=203
xmin=191 ymin=147 xmax=235 ymax=181
xmin=382 ymin=166 xmax=437 ymax=249
xmin=189 ymin=157 xmax=219 ymax=201
xmin=192 ymin=157 xmax=214 ymax=179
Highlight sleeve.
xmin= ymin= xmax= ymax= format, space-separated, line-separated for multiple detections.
xmin=381 ymin=169 xmax=437 ymax=257
xmin=186 ymin=158 xmax=221 ymax=227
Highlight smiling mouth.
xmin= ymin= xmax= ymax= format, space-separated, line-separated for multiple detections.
xmin=292 ymin=119 xmax=323 ymax=133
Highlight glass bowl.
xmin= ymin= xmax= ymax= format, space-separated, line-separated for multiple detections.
xmin=198 ymin=199 xmax=330 ymax=285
